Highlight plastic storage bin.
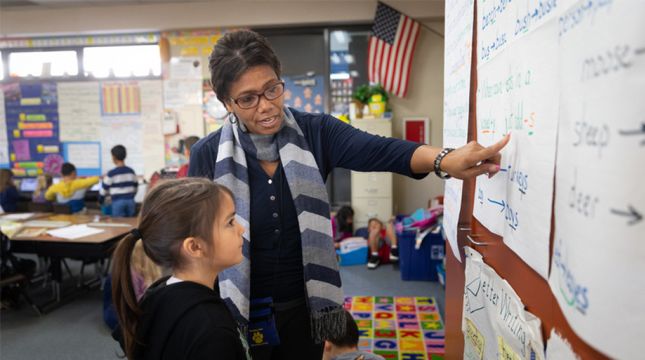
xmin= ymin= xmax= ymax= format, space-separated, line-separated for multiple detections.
xmin=397 ymin=229 xmax=444 ymax=281
xmin=337 ymin=237 xmax=368 ymax=266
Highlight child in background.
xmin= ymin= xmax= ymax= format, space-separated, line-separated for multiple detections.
xmin=332 ymin=206 xmax=354 ymax=249
xmin=103 ymin=239 xmax=162 ymax=331
xmin=366 ymin=218 xmax=399 ymax=270
xmin=0 ymin=169 xmax=20 ymax=213
xmin=45 ymin=163 xmax=98 ymax=213
xmin=130 ymin=239 xmax=162 ymax=301
xmin=111 ymin=178 xmax=249 ymax=360
xmin=102 ymin=145 xmax=138 ymax=217
xmin=176 ymin=136 xmax=200 ymax=178
xmin=31 ymin=174 xmax=53 ymax=204
xmin=322 ymin=310 xmax=385 ymax=360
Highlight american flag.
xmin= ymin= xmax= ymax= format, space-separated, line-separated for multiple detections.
xmin=368 ymin=2 xmax=421 ymax=98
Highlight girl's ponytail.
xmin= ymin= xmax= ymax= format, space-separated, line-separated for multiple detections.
xmin=112 ymin=231 xmax=141 ymax=359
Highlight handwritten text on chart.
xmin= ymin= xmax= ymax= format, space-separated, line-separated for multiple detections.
xmin=559 ymin=0 xmax=614 ymax=37
xmin=568 ymin=170 xmax=600 ymax=219
xmin=572 ymin=119 xmax=610 ymax=158
xmin=488 ymin=198 xmax=519 ymax=231
xmin=581 ymin=44 xmax=645 ymax=82
xmin=480 ymin=70 xmax=532 ymax=100
xmin=465 ymin=271 xmax=529 ymax=356
xmin=553 ymin=241 xmax=590 ymax=315
xmin=514 ymin=0 xmax=557 ymax=36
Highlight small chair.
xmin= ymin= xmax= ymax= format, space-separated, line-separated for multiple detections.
xmin=0 ymin=273 xmax=41 ymax=315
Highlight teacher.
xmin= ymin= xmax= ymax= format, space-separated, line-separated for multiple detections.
xmin=189 ymin=29 xmax=509 ymax=360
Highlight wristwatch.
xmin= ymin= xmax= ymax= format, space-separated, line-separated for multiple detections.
xmin=433 ymin=148 xmax=455 ymax=179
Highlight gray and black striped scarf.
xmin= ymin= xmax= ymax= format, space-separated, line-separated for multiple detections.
xmin=213 ymin=106 xmax=345 ymax=342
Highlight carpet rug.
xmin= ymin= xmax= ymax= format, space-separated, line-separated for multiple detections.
xmin=344 ymin=296 xmax=445 ymax=360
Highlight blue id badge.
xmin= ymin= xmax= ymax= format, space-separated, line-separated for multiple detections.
xmin=248 ymin=297 xmax=280 ymax=347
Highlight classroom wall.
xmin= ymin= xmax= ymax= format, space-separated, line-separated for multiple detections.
xmin=0 ymin=2 xmax=447 ymax=215
xmin=0 ymin=0 xmax=444 ymax=37
xmin=391 ymin=20 xmax=445 ymax=214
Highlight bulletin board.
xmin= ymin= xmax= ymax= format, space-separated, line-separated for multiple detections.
xmin=2 ymin=82 xmax=63 ymax=177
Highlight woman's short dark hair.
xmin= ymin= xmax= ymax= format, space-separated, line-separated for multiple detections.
xmin=208 ymin=29 xmax=281 ymax=104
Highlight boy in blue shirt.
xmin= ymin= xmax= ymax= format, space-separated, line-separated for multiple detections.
xmin=101 ymin=145 xmax=138 ymax=217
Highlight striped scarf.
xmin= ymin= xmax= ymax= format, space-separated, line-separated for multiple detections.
xmin=213 ymin=107 xmax=345 ymax=342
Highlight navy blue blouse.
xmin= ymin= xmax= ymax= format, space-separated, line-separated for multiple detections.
xmin=189 ymin=109 xmax=427 ymax=301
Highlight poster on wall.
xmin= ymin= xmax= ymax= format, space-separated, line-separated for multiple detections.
xmin=0 ymin=88 xmax=9 ymax=168
xmin=442 ymin=0 xmax=474 ymax=262
xmin=283 ymin=74 xmax=325 ymax=114
xmin=549 ymin=2 xmax=645 ymax=359
xmin=58 ymin=82 xmax=101 ymax=142
xmin=462 ymin=247 xmax=544 ymax=360
xmin=101 ymin=82 xmax=141 ymax=116
xmin=3 ymin=82 xmax=63 ymax=177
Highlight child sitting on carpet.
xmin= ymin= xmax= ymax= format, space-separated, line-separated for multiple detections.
xmin=366 ymin=218 xmax=398 ymax=270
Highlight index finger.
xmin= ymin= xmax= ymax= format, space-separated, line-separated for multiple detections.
xmin=479 ymin=133 xmax=510 ymax=159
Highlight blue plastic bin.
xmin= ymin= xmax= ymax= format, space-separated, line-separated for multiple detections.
xmin=397 ymin=229 xmax=444 ymax=281
xmin=337 ymin=246 xmax=368 ymax=266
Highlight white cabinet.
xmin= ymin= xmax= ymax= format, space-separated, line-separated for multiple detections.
xmin=350 ymin=118 xmax=393 ymax=229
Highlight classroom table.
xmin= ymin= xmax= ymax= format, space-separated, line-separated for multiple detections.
xmin=7 ymin=213 xmax=136 ymax=312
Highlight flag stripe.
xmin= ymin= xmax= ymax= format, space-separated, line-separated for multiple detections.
xmin=394 ymin=17 xmax=413 ymax=97
xmin=401 ymin=21 xmax=420 ymax=97
xmin=388 ymin=15 xmax=409 ymax=94
xmin=396 ymin=21 xmax=416 ymax=97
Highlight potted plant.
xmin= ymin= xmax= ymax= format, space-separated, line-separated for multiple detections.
xmin=352 ymin=84 xmax=371 ymax=118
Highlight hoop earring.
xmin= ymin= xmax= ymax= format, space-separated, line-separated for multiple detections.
xmin=228 ymin=112 xmax=238 ymax=124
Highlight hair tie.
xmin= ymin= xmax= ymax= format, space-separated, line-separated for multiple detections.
xmin=130 ymin=228 xmax=142 ymax=240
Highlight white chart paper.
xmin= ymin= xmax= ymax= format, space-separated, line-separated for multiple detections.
xmin=545 ymin=330 xmax=579 ymax=360
xmin=58 ymin=82 xmax=101 ymax=142
xmin=473 ymin=19 xmax=560 ymax=279
xmin=443 ymin=0 xmax=474 ymax=261
xmin=462 ymin=247 xmax=544 ymax=360
xmin=549 ymin=1 xmax=645 ymax=358
xmin=66 ymin=142 xmax=101 ymax=169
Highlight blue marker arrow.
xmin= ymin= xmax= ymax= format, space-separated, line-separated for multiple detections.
xmin=487 ymin=198 xmax=506 ymax=212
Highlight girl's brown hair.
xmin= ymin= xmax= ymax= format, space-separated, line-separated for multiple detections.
xmin=111 ymin=178 xmax=233 ymax=359
xmin=0 ymin=169 xmax=14 ymax=193
xmin=208 ymin=29 xmax=282 ymax=104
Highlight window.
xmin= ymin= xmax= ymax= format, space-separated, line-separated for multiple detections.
xmin=329 ymin=30 xmax=370 ymax=115
xmin=9 ymin=50 xmax=78 ymax=77
xmin=83 ymin=45 xmax=161 ymax=78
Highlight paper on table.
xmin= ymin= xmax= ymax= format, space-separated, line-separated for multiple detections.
xmin=23 ymin=220 xmax=71 ymax=228
xmin=1 ymin=213 xmax=36 ymax=220
xmin=47 ymin=224 xmax=104 ymax=240
xmin=462 ymin=247 xmax=544 ymax=360
xmin=87 ymin=222 xmax=132 ymax=228
xmin=442 ymin=0 xmax=475 ymax=262
xmin=549 ymin=1 xmax=645 ymax=358
xmin=545 ymin=330 xmax=579 ymax=360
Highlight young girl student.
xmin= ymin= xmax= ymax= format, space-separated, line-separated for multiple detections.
xmin=111 ymin=178 xmax=250 ymax=360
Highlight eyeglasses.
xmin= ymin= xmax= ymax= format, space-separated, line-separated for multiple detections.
xmin=231 ymin=81 xmax=285 ymax=109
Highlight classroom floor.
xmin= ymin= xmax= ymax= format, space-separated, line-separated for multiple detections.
xmin=0 ymin=260 xmax=445 ymax=360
